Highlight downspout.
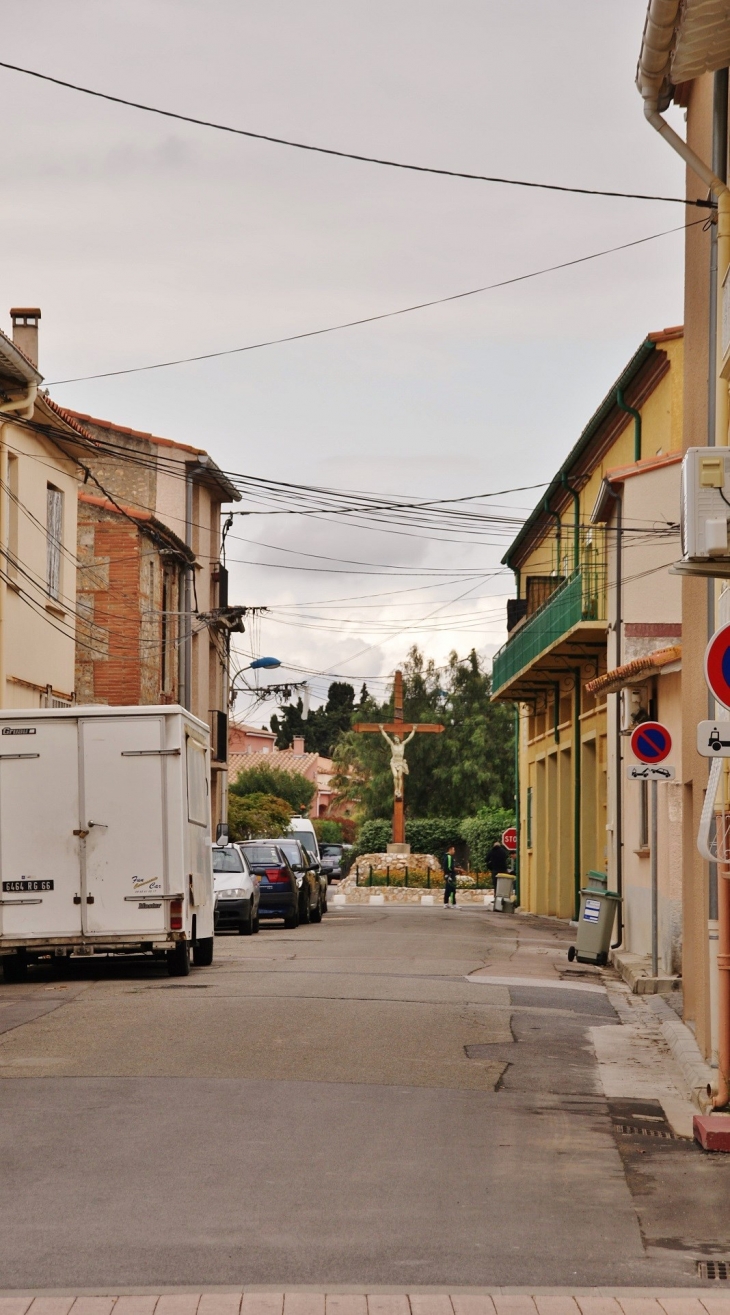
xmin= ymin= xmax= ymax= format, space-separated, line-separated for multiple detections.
xmin=514 ymin=704 xmax=520 ymax=907
xmin=181 ymin=467 xmax=194 ymax=712
xmin=573 ymin=666 xmax=582 ymax=920
xmin=561 ymin=474 xmax=581 ymax=574
xmin=708 ymin=69 xmax=727 ymax=1073
xmin=638 ymin=4 xmax=730 ymax=1108
xmin=616 ymin=388 xmax=642 ymax=462
xmin=544 ymin=498 xmax=562 ymax=577
xmin=611 ymin=483 xmax=624 ymax=947
xmin=0 ymin=383 xmax=38 ymax=710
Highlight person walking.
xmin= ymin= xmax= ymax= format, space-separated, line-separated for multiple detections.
xmin=441 ymin=845 xmax=459 ymax=907
xmin=486 ymin=838 xmax=510 ymax=898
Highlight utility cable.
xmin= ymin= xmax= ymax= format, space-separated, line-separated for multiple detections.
xmin=46 ymin=220 xmax=703 ymax=385
xmin=0 ymin=59 xmax=712 ymax=209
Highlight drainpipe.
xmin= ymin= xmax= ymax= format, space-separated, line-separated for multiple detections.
xmin=610 ymin=482 xmax=624 ymax=947
xmin=638 ymin=7 xmax=730 ymax=1107
xmin=514 ymin=704 xmax=520 ymax=907
xmin=573 ymin=666 xmax=582 ymax=920
xmin=0 ymin=383 xmax=38 ymax=710
xmin=561 ymin=474 xmax=581 ymax=574
xmin=616 ymin=389 xmax=642 ymax=463
xmin=544 ymin=498 xmax=562 ymax=576
xmin=708 ymin=71 xmax=727 ymax=1072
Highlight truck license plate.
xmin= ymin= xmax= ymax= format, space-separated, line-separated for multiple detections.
xmin=2 ymin=880 xmax=54 ymax=892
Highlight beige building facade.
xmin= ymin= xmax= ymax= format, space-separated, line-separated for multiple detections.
xmin=0 ymin=310 xmax=85 ymax=709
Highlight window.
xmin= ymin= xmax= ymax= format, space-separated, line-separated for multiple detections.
xmin=7 ymin=454 xmax=18 ymax=583
xmin=639 ymin=780 xmax=649 ymax=849
xmin=186 ymin=737 xmax=208 ymax=826
xmin=526 ymin=786 xmax=533 ymax=850
xmin=212 ymin=849 xmax=244 ymax=873
xmin=46 ymin=485 xmax=63 ymax=600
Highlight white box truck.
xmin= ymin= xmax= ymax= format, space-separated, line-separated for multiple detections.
xmin=0 ymin=704 xmax=214 ymax=981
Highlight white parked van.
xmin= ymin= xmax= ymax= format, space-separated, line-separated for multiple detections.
xmin=288 ymin=815 xmax=320 ymax=865
xmin=0 ymin=705 xmax=214 ymax=980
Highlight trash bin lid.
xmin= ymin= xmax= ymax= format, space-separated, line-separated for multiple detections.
xmin=579 ymin=888 xmax=623 ymax=901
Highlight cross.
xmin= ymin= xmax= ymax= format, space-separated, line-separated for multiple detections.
xmin=353 ymin=670 xmax=444 ymax=845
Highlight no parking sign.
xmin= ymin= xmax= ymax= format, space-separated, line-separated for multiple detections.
xmin=705 ymin=623 xmax=730 ymax=710
xmin=630 ymin=721 xmax=672 ymax=764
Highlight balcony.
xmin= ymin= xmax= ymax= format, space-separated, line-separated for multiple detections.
xmin=491 ymin=569 xmax=606 ymax=701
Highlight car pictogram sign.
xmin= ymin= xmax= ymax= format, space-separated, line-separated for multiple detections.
xmin=705 ymin=622 xmax=730 ymax=710
xmin=630 ymin=721 xmax=672 ymax=764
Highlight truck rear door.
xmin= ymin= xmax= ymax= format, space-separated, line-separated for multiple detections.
xmin=80 ymin=715 xmax=169 ymax=936
xmin=0 ymin=718 xmax=82 ymax=939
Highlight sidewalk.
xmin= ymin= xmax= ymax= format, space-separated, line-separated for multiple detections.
xmin=3 ymin=1291 xmax=730 ymax=1313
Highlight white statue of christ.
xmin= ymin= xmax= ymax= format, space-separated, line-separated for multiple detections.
xmin=379 ymin=724 xmax=417 ymax=800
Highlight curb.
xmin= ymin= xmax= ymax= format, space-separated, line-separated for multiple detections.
xmin=648 ymin=995 xmax=716 ymax=1110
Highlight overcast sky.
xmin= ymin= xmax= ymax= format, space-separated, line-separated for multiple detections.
xmin=3 ymin=1 xmax=689 ymax=721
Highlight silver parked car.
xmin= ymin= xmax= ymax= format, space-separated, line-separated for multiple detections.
xmin=212 ymin=843 xmax=260 ymax=936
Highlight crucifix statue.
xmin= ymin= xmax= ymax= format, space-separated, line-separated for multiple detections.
xmin=353 ymin=670 xmax=444 ymax=845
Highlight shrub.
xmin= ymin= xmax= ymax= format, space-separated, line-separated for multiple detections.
xmin=314 ymin=819 xmax=343 ymax=844
xmin=228 ymin=792 xmax=292 ymax=841
xmin=459 ymin=807 xmax=515 ymax=871
xmin=406 ymin=817 xmax=462 ymax=855
xmin=230 ymin=764 xmax=315 ymax=814
xmin=357 ymin=819 xmax=392 ymax=853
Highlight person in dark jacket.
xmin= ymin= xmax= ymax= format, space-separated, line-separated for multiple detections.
xmin=440 ymin=845 xmax=459 ymax=906
xmin=486 ymin=840 xmax=510 ymax=894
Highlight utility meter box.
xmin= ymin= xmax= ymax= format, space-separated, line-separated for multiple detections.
xmin=682 ymin=447 xmax=730 ymax=560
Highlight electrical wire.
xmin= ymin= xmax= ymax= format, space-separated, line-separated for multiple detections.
xmin=46 ymin=220 xmax=703 ymax=385
xmin=0 ymin=59 xmax=711 ymax=209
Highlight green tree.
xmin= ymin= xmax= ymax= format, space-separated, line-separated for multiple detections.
xmin=230 ymin=764 xmax=315 ymax=814
xmin=228 ymin=792 xmax=292 ymax=840
xmin=332 ymin=647 xmax=513 ymax=822
xmin=271 ymin=681 xmax=361 ymax=756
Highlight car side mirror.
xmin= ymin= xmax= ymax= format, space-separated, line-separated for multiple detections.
xmin=216 ymin=822 xmax=229 ymax=843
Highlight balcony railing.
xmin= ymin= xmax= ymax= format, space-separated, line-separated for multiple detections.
xmin=492 ymin=567 xmax=604 ymax=696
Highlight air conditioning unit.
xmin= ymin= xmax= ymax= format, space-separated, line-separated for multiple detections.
xmin=682 ymin=447 xmax=730 ymax=559
xmin=620 ymin=687 xmax=649 ymax=734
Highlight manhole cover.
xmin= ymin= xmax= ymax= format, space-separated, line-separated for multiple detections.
xmin=698 ymin=1260 xmax=730 ymax=1280
xmin=618 ymin=1124 xmax=674 ymax=1139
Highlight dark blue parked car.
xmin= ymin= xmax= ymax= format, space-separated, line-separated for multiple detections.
xmin=240 ymin=843 xmax=299 ymax=929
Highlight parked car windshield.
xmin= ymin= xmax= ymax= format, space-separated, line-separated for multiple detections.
xmin=243 ymin=844 xmax=283 ymax=865
xmin=294 ymin=831 xmax=318 ymax=858
xmin=212 ymin=848 xmax=244 ymax=873
xmin=276 ymin=840 xmax=304 ymax=867
xmin=321 ymin=845 xmax=343 ymax=858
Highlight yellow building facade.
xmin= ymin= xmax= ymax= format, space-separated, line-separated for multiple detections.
xmin=492 ymin=329 xmax=684 ymax=920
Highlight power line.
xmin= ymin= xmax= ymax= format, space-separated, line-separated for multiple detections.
xmin=0 ymin=59 xmax=712 ymax=210
xmin=46 ymin=221 xmax=703 ymax=385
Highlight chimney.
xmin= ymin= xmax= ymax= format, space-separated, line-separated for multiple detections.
xmin=292 ymin=735 xmax=305 ymax=754
xmin=10 ymin=308 xmax=41 ymax=368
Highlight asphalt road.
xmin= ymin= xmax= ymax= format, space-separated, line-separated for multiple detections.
xmin=1 ymin=905 xmax=729 ymax=1291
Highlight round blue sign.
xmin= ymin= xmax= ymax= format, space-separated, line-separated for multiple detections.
xmin=705 ymin=623 xmax=730 ymax=710
xmin=630 ymin=721 xmax=672 ymax=764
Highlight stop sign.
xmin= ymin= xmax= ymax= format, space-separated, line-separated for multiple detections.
xmin=502 ymin=827 xmax=517 ymax=852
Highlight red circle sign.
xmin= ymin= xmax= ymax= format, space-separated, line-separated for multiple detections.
xmin=502 ymin=827 xmax=517 ymax=852
xmin=630 ymin=721 xmax=672 ymax=764
xmin=705 ymin=623 xmax=730 ymax=710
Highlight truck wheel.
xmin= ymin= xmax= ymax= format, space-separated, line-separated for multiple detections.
xmin=193 ymin=936 xmax=214 ymax=966
xmin=2 ymin=950 xmax=28 ymax=983
xmin=167 ymin=942 xmax=191 ymax=976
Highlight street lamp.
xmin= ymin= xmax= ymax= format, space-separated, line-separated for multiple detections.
xmin=247 ymin=657 xmax=282 ymax=670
